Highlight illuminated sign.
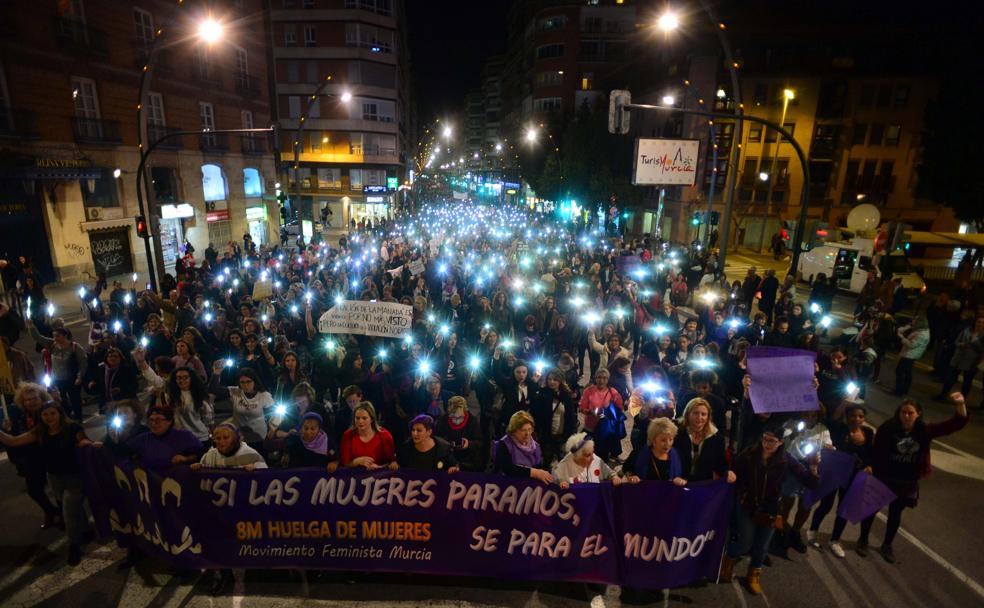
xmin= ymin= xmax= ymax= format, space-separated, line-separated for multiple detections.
xmin=366 ymin=196 xmax=385 ymax=203
xmin=245 ymin=206 xmax=267 ymax=220
xmin=363 ymin=185 xmax=386 ymax=193
xmin=387 ymin=177 xmax=398 ymax=190
xmin=206 ymin=210 xmax=230 ymax=222
xmin=160 ymin=203 xmax=195 ymax=219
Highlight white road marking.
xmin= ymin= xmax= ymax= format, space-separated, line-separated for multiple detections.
xmin=804 ymin=549 xmax=868 ymax=607
xmin=874 ymin=514 xmax=984 ymax=601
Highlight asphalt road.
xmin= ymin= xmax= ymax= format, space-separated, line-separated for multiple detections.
xmin=1 ymin=262 xmax=982 ymax=607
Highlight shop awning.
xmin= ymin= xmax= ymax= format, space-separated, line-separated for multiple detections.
xmin=81 ymin=218 xmax=134 ymax=233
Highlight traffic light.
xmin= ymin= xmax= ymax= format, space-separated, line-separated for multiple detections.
xmin=135 ymin=215 xmax=149 ymax=238
xmin=709 ymin=211 xmax=720 ymax=226
xmin=692 ymin=211 xmax=702 ymax=226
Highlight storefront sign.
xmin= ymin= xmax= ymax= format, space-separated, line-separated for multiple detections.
xmin=363 ymin=185 xmax=387 ymax=194
xmin=81 ymin=454 xmax=733 ymax=589
xmin=318 ymin=300 xmax=413 ymax=338
xmin=160 ymin=204 xmax=195 ymax=219
xmin=632 ymin=139 xmax=700 ymax=186
xmin=88 ymin=228 xmax=133 ymax=277
xmin=387 ymin=177 xmax=399 ymax=190
xmin=245 ymin=206 xmax=267 ymax=220
xmin=366 ymin=196 xmax=385 ymax=203
xmin=207 ymin=210 xmax=230 ymax=222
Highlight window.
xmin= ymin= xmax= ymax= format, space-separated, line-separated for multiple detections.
xmin=851 ymin=123 xmax=867 ymax=146
xmin=309 ymin=131 xmax=328 ymax=153
xmin=235 ymin=47 xmax=248 ymax=80
xmin=810 ymin=124 xmax=839 ymax=159
xmin=536 ymin=44 xmax=564 ymax=60
xmin=539 ymin=15 xmax=567 ymax=31
xmin=195 ymin=47 xmax=211 ymax=81
xmin=580 ymin=40 xmax=601 ymax=59
xmin=349 ymin=169 xmax=362 ymax=190
xmin=765 ymin=122 xmax=795 ymax=143
xmin=243 ymin=167 xmax=263 ymax=197
xmin=317 ymin=168 xmax=341 ymax=189
xmin=147 ymin=92 xmax=166 ymax=133
xmin=303 ymin=25 xmax=317 ymax=46
xmin=741 ymin=158 xmax=759 ymax=187
xmin=306 ymin=61 xmax=319 ymax=83
xmin=284 ymin=24 xmax=297 ymax=45
xmin=201 ymin=164 xmax=226 ymax=201
xmin=199 ymin=101 xmax=215 ymax=146
xmin=859 ymin=160 xmax=878 ymax=189
xmin=876 ymin=83 xmax=892 ymax=108
xmin=747 ymin=122 xmax=763 ymax=143
xmin=884 ymin=124 xmax=901 ymax=146
xmin=72 ymin=77 xmax=100 ymax=119
xmin=843 ymin=160 xmax=860 ymax=190
xmin=894 ymin=84 xmax=910 ymax=109
xmin=584 ymin=17 xmax=602 ymax=32
xmin=868 ymin=123 xmax=884 ymax=146
xmin=774 ymin=159 xmax=790 ymax=188
xmin=286 ymin=61 xmax=300 ymax=83
xmin=533 ymin=97 xmax=562 ymax=112
xmin=877 ymin=161 xmax=894 ymax=192
xmin=288 ymin=96 xmax=301 ymax=118
xmin=151 ymin=167 xmax=179 ymax=203
xmin=534 ymin=71 xmax=563 ymax=88
xmin=345 ymin=0 xmax=392 ymax=15
xmin=362 ymin=101 xmax=378 ymax=121
xmin=348 ymin=61 xmax=396 ymax=87
xmin=858 ymin=84 xmax=874 ymax=108
xmin=308 ymin=97 xmax=320 ymax=118
xmin=580 ymin=73 xmax=593 ymax=90
xmin=344 ymin=23 xmax=393 ymax=52
xmin=363 ymin=169 xmax=385 ymax=185
xmin=302 ymin=0 xmax=314 ymax=7
xmin=133 ymin=8 xmax=154 ymax=46
xmin=81 ymin=168 xmax=119 ymax=208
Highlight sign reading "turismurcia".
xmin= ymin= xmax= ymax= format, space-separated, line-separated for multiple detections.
xmin=317 ymin=300 xmax=412 ymax=338
xmin=632 ymin=138 xmax=700 ymax=186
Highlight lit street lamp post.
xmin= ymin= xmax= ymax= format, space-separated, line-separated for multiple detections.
xmin=758 ymin=88 xmax=795 ymax=253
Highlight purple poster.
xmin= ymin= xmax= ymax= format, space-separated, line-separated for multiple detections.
xmin=746 ymin=347 xmax=818 ymax=413
xmin=837 ymin=471 xmax=897 ymax=524
xmin=800 ymin=449 xmax=856 ymax=508
xmin=80 ymin=448 xmax=732 ymax=589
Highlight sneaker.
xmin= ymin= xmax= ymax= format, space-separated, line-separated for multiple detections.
xmin=855 ymin=542 xmax=869 ymax=558
xmin=590 ymin=595 xmax=606 ymax=608
xmin=879 ymin=545 xmax=897 ymax=564
xmin=830 ymin=542 xmax=846 ymax=558
xmin=806 ymin=530 xmax=820 ymax=549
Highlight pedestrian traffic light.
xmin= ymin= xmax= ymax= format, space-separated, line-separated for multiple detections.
xmin=135 ymin=215 xmax=149 ymax=238
xmin=692 ymin=212 xmax=702 ymax=226
xmin=709 ymin=211 xmax=720 ymax=226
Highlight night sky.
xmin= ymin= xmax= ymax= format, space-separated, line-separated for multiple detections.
xmin=406 ymin=0 xmax=513 ymax=123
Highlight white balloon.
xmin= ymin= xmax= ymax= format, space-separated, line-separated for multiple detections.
xmin=846 ymin=204 xmax=880 ymax=231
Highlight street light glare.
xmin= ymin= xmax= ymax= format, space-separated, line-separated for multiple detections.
xmin=443 ymin=126 xmax=453 ymax=138
xmin=197 ymin=18 xmax=223 ymax=44
xmin=661 ymin=95 xmax=676 ymax=106
xmin=716 ymin=88 xmax=727 ymax=99
xmin=340 ymin=91 xmax=353 ymax=102
xmin=783 ymin=88 xmax=796 ymax=100
xmin=758 ymin=171 xmax=769 ymax=181
xmin=657 ymin=12 xmax=680 ymax=32
xmin=525 ymin=128 xmax=537 ymax=142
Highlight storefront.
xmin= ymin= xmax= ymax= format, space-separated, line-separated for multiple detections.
xmin=349 ymin=185 xmax=392 ymax=226
xmin=246 ymin=205 xmax=268 ymax=246
xmin=159 ymin=203 xmax=194 ymax=271
xmin=206 ymin=209 xmax=232 ymax=249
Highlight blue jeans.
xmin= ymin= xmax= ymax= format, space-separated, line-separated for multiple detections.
xmin=47 ymin=473 xmax=90 ymax=546
xmin=727 ymin=504 xmax=775 ymax=569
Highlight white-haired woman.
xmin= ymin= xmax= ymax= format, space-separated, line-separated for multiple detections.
xmin=552 ymin=432 xmax=623 ymax=489
xmin=623 ymin=417 xmax=686 ymax=486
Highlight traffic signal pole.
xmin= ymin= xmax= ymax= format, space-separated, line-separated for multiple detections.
xmin=613 ymin=97 xmax=813 ymax=275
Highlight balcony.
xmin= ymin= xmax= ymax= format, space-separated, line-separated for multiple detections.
xmin=147 ymin=124 xmax=184 ymax=149
xmin=56 ymin=18 xmax=107 ymax=57
xmin=236 ymin=73 xmax=260 ymax=96
xmin=241 ymin=136 xmax=267 ymax=155
xmin=199 ymin=132 xmax=229 ymax=153
xmin=72 ymin=117 xmax=122 ymax=145
xmin=0 ymin=109 xmax=40 ymax=139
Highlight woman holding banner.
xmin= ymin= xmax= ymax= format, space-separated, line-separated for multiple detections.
xmin=396 ymin=414 xmax=458 ymax=472
xmin=622 ymin=417 xmax=686 ymax=485
xmin=719 ymin=422 xmax=819 ymax=595
xmin=867 ymin=392 xmax=968 ymax=564
xmin=493 ymin=410 xmax=553 ymax=483
xmin=674 ymin=398 xmax=734 ymax=483
xmin=340 ymin=402 xmax=397 ymax=470
xmin=208 ymin=364 xmax=275 ymax=449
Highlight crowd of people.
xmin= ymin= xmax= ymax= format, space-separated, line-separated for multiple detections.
xmin=0 ymin=202 xmax=975 ymax=599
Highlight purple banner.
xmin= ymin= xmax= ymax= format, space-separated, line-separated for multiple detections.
xmin=836 ymin=471 xmax=897 ymax=524
xmin=746 ymin=347 xmax=818 ymax=413
xmin=800 ymin=449 xmax=856 ymax=508
xmin=80 ymin=448 xmax=732 ymax=589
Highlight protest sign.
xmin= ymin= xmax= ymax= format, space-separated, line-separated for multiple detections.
xmin=80 ymin=451 xmax=732 ymax=590
xmin=317 ymin=300 xmax=412 ymax=338
xmin=800 ymin=449 xmax=856 ymax=508
xmin=837 ymin=471 xmax=897 ymax=524
xmin=251 ymin=280 xmax=273 ymax=302
xmin=746 ymin=347 xmax=818 ymax=413
xmin=409 ymin=259 xmax=426 ymax=276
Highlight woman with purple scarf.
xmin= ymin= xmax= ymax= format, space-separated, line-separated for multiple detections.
xmin=265 ymin=412 xmax=340 ymax=471
xmin=493 ymin=411 xmax=553 ymax=484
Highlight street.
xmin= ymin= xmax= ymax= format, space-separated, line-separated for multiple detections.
xmin=1 ymin=262 xmax=982 ymax=608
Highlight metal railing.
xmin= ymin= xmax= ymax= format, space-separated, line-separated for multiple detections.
xmin=235 ymin=73 xmax=259 ymax=96
xmin=71 ymin=117 xmax=122 ymax=144
xmin=240 ymin=135 xmax=266 ymax=155
xmin=147 ymin=124 xmax=183 ymax=149
xmin=199 ymin=132 xmax=229 ymax=152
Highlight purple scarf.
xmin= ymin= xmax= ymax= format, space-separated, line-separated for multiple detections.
xmin=500 ymin=434 xmax=542 ymax=468
xmin=302 ymin=430 xmax=329 ymax=455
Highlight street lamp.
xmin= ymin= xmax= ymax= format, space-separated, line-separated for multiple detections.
xmin=657 ymin=11 xmax=680 ymax=32
xmin=135 ymin=12 xmax=228 ymax=291
xmin=340 ymin=91 xmax=353 ymax=103
xmin=661 ymin=95 xmax=676 ymax=106
xmin=525 ymin=128 xmax=537 ymax=143
xmin=443 ymin=125 xmax=453 ymax=139
xmin=758 ymin=171 xmax=769 ymax=181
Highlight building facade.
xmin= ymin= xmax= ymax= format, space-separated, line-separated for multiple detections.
xmin=267 ymin=0 xmax=412 ymax=234
xmin=0 ymin=0 xmax=278 ymax=284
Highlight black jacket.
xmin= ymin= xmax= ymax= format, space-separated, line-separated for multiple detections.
xmin=530 ymin=388 xmax=577 ymax=443
xmin=674 ymin=427 xmax=729 ymax=482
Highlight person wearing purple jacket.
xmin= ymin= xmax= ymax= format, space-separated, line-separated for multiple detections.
xmin=868 ymin=392 xmax=968 ymax=564
xmin=493 ymin=411 xmax=553 ymax=484
xmin=126 ymin=406 xmax=203 ymax=472
xmin=719 ymin=421 xmax=819 ymax=595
